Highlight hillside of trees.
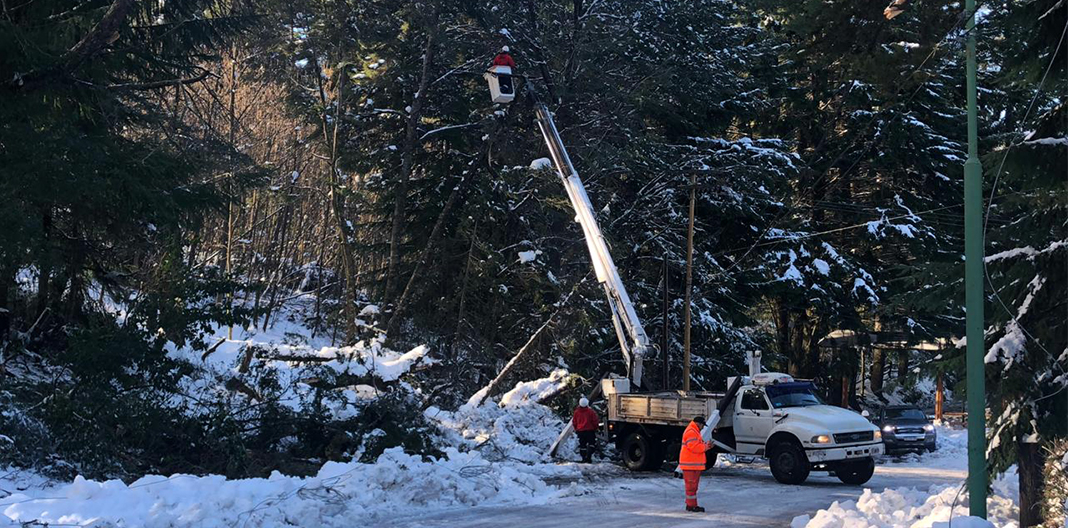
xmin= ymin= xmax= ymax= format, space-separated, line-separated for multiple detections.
xmin=0 ymin=0 xmax=1064 ymax=522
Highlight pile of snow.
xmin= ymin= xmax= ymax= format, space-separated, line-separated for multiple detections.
xmin=2 ymin=381 xmax=590 ymax=527
xmin=428 ymin=397 xmax=580 ymax=465
xmin=500 ymin=369 xmax=573 ymax=408
xmin=793 ymin=428 xmax=1019 ymax=528
xmin=2 ymin=448 xmax=581 ymax=527
xmin=1 ymin=296 xmax=598 ymax=526
xmin=529 ymin=157 xmax=553 ymax=170
xmin=791 ymin=471 xmax=1020 ymax=528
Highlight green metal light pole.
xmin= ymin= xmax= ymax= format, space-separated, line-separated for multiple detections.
xmin=963 ymin=0 xmax=988 ymax=517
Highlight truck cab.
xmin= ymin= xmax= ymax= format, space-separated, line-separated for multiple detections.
xmin=730 ymin=377 xmax=883 ymax=484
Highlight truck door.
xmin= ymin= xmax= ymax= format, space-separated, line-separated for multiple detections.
xmin=734 ymin=388 xmax=774 ymax=454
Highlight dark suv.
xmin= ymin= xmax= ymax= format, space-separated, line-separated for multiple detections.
xmin=875 ymin=405 xmax=937 ymax=454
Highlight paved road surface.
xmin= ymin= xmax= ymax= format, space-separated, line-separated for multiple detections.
xmin=381 ymin=460 xmax=966 ymax=528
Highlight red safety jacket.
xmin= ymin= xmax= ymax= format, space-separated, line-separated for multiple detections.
xmin=572 ymin=406 xmax=599 ymax=432
xmin=492 ymin=53 xmax=516 ymax=68
xmin=679 ymin=420 xmax=708 ymax=471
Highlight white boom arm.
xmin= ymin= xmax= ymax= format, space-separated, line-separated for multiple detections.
xmin=533 ymin=102 xmax=652 ymax=389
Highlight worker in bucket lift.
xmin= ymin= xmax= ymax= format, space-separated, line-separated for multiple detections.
xmin=571 ymin=397 xmax=599 ymax=463
xmin=491 ymin=46 xmax=516 ymax=68
xmin=679 ymin=416 xmax=709 ymax=512
xmin=488 ymin=46 xmax=515 ymax=95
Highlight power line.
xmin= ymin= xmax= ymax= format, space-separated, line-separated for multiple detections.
xmin=711 ymin=5 xmax=984 ymax=277
xmin=978 ymin=15 xmax=1063 ymax=359
xmin=980 ymin=15 xmax=1068 ymax=365
xmin=710 ymin=187 xmax=1035 ymax=258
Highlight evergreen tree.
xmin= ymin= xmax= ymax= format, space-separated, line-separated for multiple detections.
xmin=979 ymin=0 xmax=1067 ymax=523
xmin=751 ymin=0 xmax=969 ymax=389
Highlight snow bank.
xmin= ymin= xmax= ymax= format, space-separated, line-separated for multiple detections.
xmin=429 ymin=397 xmax=580 ymax=465
xmin=530 ymin=157 xmax=553 ymax=170
xmin=2 ymin=396 xmax=588 ymax=526
xmin=2 ymin=448 xmax=579 ymax=527
xmin=792 ymin=460 xmax=1020 ymax=528
xmin=1 ymin=297 xmax=595 ymax=527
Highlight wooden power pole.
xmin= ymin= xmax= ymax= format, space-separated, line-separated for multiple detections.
xmin=683 ymin=171 xmax=696 ymax=392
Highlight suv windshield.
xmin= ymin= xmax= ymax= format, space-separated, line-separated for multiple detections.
xmin=765 ymin=382 xmax=823 ymax=408
xmin=885 ymin=408 xmax=926 ymax=420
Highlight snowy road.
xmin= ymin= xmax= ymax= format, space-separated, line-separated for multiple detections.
xmin=381 ymin=459 xmax=967 ymax=528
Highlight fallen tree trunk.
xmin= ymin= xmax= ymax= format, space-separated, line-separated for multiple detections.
xmin=464 ymin=275 xmax=589 ymax=409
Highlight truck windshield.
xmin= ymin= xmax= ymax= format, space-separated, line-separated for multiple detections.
xmin=885 ymin=408 xmax=926 ymax=420
xmin=765 ymin=382 xmax=823 ymax=408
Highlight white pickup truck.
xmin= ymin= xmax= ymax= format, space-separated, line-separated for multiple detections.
xmin=604 ymin=372 xmax=883 ymax=485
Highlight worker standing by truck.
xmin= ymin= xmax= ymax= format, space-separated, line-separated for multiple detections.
xmin=679 ymin=416 xmax=708 ymax=512
xmin=572 ymin=397 xmax=599 ymax=463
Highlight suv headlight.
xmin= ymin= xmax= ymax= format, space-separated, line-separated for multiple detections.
xmin=811 ymin=434 xmax=832 ymax=444
xmin=924 ymin=424 xmax=935 ymax=433
xmin=882 ymin=425 xmax=895 ymax=433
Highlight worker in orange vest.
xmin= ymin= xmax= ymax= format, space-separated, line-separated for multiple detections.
xmin=679 ymin=416 xmax=708 ymax=512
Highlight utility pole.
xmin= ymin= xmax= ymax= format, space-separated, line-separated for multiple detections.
xmin=963 ymin=0 xmax=987 ymax=517
xmin=683 ymin=171 xmax=696 ymax=392
xmin=662 ymin=255 xmax=670 ymax=389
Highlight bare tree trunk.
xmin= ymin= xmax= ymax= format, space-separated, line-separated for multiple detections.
xmin=523 ymin=0 xmax=558 ymax=103
xmin=870 ymin=347 xmax=885 ymax=394
xmin=386 ymin=173 xmax=470 ymax=336
xmin=225 ymin=57 xmax=238 ymax=340
xmin=465 ymin=278 xmax=585 ymax=408
xmin=935 ymin=372 xmax=944 ymax=420
xmin=0 ymin=263 xmax=12 ymax=336
xmin=385 ymin=7 xmax=441 ymax=299
xmin=773 ymin=300 xmax=795 ymax=374
xmin=36 ymin=211 xmax=52 ymax=316
xmin=897 ymin=349 xmax=909 ymax=379
xmin=450 ymin=222 xmax=478 ymax=357
xmin=316 ymin=59 xmax=359 ymax=343
xmin=1019 ymin=437 xmax=1044 ymax=527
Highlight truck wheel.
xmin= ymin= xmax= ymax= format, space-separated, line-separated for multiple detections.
xmin=769 ymin=441 xmax=810 ymax=485
xmin=835 ymin=457 xmax=875 ymax=485
xmin=621 ymin=431 xmax=662 ymax=471
xmin=661 ymin=440 xmax=682 ymax=471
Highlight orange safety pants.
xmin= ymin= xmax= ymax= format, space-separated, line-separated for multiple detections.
xmin=683 ymin=469 xmax=701 ymax=507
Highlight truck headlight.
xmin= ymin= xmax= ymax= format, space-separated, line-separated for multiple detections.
xmin=874 ymin=430 xmax=882 ymax=440
xmin=811 ymin=435 xmax=832 ymax=444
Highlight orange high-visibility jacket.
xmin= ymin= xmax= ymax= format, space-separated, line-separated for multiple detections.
xmin=678 ymin=421 xmax=707 ymax=471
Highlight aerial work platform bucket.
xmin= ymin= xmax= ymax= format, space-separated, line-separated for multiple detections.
xmin=484 ymin=65 xmax=515 ymax=103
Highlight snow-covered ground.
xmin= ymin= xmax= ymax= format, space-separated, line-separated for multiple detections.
xmin=0 ymin=299 xmax=1026 ymax=527
xmin=3 ymin=424 xmax=1028 ymax=528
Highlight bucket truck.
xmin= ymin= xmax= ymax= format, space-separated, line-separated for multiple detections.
xmin=492 ymin=74 xmax=881 ymax=485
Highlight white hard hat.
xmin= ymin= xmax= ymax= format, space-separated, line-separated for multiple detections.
xmin=579 ymin=397 xmax=589 ymax=407
xmin=501 ymin=46 xmax=510 ymax=53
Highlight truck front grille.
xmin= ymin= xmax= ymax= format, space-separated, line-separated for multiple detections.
xmin=834 ymin=431 xmax=875 ymax=444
